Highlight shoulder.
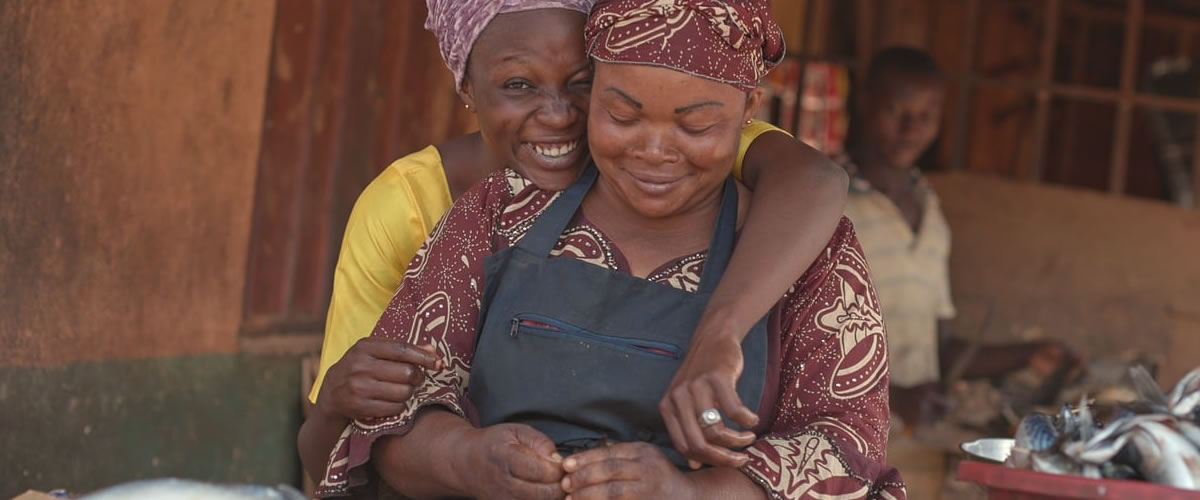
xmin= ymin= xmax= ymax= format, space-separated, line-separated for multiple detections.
xmin=353 ymin=146 xmax=453 ymax=225
xmin=740 ymin=119 xmax=791 ymax=143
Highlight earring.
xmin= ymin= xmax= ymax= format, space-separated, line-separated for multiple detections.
xmin=464 ymin=104 xmax=471 ymax=110
xmin=744 ymin=119 xmax=752 ymax=126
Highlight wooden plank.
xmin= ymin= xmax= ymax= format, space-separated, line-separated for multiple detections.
xmin=1110 ymin=0 xmax=1144 ymax=195
xmin=244 ymin=0 xmax=324 ymax=321
xmin=774 ymin=0 xmax=808 ymax=55
xmin=1060 ymin=19 xmax=1092 ymax=185
xmin=855 ymin=0 xmax=874 ymax=71
xmin=1030 ymin=0 xmax=1061 ymax=182
xmin=959 ymin=77 xmax=1200 ymax=114
xmin=950 ymin=0 xmax=981 ymax=171
xmin=290 ymin=0 xmax=356 ymax=318
xmin=1065 ymin=1 xmax=1200 ymax=35
xmin=365 ymin=1 xmax=412 ymax=177
xmin=1193 ymin=122 xmax=1200 ymax=209
xmin=879 ymin=0 xmax=932 ymax=49
xmin=806 ymin=0 xmax=832 ymax=55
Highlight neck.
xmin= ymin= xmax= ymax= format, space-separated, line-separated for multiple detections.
xmin=437 ymin=132 xmax=504 ymax=199
xmin=582 ymin=176 xmax=724 ymax=276
xmin=853 ymin=146 xmax=913 ymax=195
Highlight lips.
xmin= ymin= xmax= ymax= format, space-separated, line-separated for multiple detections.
xmin=626 ymin=170 xmax=685 ymax=196
xmin=525 ymin=140 xmax=580 ymax=159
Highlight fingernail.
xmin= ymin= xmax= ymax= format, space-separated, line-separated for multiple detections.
xmin=550 ymin=452 xmax=563 ymax=462
xmin=562 ymin=478 xmax=572 ymax=491
xmin=563 ymin=458 xmax=576 ymax=470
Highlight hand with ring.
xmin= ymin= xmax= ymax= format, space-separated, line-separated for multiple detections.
xmin=658 ymin=331 xmax=759 ymax=470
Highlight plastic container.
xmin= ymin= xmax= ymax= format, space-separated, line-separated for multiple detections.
xmin=957 ymin=460 xmax=1200 ymax=499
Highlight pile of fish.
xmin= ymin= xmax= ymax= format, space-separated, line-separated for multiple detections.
xmin=1006 ymin=366 xmax=1200 ymax=489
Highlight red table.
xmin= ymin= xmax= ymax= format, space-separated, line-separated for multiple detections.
xmin=957 ymin=460 xmax=1200 ymax=499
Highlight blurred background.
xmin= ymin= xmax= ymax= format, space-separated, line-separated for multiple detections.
xmin=1 ymin=0 xmax=1198 ymax=497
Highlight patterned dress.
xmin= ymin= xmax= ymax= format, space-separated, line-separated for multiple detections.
xmin=317 ymin=169 xmax=906 ymax=500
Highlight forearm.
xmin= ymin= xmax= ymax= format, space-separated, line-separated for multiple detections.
xmin=689 ymin=467 xmax=768 ymax=500
xmin=705 ymin=133 xmax=848 ymax=340
xmin=371 ymin=409 xmax=476 ymax=499
xmin=298 ymin=404 xmax=351 ymax=482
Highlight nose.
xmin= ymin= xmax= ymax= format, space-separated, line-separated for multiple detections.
xmin=534 ymin=92 xmax=578 ymax=130
xmin=633 ymin=127 xmax=680 ymax=165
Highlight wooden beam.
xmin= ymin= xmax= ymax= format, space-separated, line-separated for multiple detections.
xmin=951 ymin=0 xmax=981 ymax=171
xmin=1193 ymin=123 xmax=1200 ymax=209
xmin=1060 ymin=19 xmax=1092 ymax=185
xmin=1110 ymin=0 xmax=1144 ymax=195
xmin=856 ymin=0 xmax=875 ymax=72
xmin=1030 ymin=0 xmax=1062 ymax=182
xmin=1064 ymin=1 xmax=1200 ymax=35
xmin=774 ymin=0 xmax=808 ymax=55
xmin=806 ymin=0 xmax=832 ymax=55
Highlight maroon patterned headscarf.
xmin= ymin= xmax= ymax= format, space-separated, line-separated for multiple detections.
xmin=584 ymin=0 xmax=785 ymax=91
xmin=426 ymin=0 xmax=594 ymax=90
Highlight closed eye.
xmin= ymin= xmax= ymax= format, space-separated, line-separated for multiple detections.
xmin=608 ymin=110 xmax=636 ymax=125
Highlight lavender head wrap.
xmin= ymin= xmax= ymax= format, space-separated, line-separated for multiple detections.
xmin=426 ymin=0 xmax=595 ymax=90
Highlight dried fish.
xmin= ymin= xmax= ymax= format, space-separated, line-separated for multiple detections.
xmin=998 ymin=365 xmax=1200 ymax=490
xmin=1015 ymin=413 xmax=1059 ymax=452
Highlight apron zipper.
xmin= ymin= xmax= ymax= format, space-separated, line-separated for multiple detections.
xmin=510 ymin=317 xmax=520 ymax=338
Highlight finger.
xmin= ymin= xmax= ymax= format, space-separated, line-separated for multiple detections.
xmin=362 ymin=357 xmax=427 ymax=387
xmin=563 ymin=457 xmax=640 ymax=493
xmin=508 ymin=427 xmax=566 ymax=482
xmin=512 ymin=424 xmax=563 ymax=460
xmin=563 ymin=443 xmax=646 ymax=472
xmin=351 ymin=398 xmax=410 ymax=419
xmin=361 ymin=339 xmax=442 ymax=370
xmin=506 ymin=443 xmax=565 ymax=484
xmin=684 ymin=383 xmax=750 ymax=468
xmin=702 ymin=422 xmax=756 ymax=450
xmin=659 ymin=397 xmax=690 ymax=463
xmin=712 ymin=378 xmax=759 ymax=429
xmin=670 ymin=384 xmax=708 ymax=468
xmin=354 ymin=379 xmax=421 ymax=408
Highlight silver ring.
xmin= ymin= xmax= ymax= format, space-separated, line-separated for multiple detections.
xmin=699 ymin=408 xmax=722 ymax=427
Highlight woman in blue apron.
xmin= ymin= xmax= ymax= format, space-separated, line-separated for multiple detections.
xmin=316 ymin=1 xmax=905 ymax=499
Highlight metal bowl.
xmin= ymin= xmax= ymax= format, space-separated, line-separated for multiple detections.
xmin=960 ymin=438 xmax=1015 ymax=464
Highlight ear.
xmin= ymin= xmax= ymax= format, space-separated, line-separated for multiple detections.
xmin=458 ymin=78 xmax=477 ymax=112
xmin=742 ymin=87 xmax=765 ymax=124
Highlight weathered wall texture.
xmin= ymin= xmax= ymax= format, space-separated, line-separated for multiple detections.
xmin=931 ymin=173 xmax=1200 ymax=385
xmin=0 ymin=355 xmax=301 ymax=497
xmin=0 ymin=0 xmax=275 ymax=365
xmin=0 ymin=1 xmax=287 ymax=495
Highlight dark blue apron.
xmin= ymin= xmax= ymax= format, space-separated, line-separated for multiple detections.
xmin=466 ymin=165 xmax=769 ymax=468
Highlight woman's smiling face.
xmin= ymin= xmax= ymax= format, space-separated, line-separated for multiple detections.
xmin=586 ymin=61 xmax=762 ymax=219
xmin=460 ymin=8 xmax=593 ymax=191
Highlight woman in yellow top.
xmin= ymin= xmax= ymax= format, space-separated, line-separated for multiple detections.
xmin=299 ymin=0 xmax=850 ymax=483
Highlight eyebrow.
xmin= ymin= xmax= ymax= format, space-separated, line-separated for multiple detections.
xmin=674 ymin=101 xmax=723 ymax=114
xmin=605 ymin=87 xmax=724 ymax=114
xmin=605 ymin=87 xmax=642 ymax=109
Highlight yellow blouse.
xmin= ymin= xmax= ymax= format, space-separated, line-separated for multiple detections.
xmin=310 ymin=120 xmax=785 ymax=402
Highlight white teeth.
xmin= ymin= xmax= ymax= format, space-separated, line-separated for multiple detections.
xmin=531 ymin=140 xmax=578 ymax=158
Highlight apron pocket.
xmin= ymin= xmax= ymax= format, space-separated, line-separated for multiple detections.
xmin=511 ymin=313 xmax=681 ymax=360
